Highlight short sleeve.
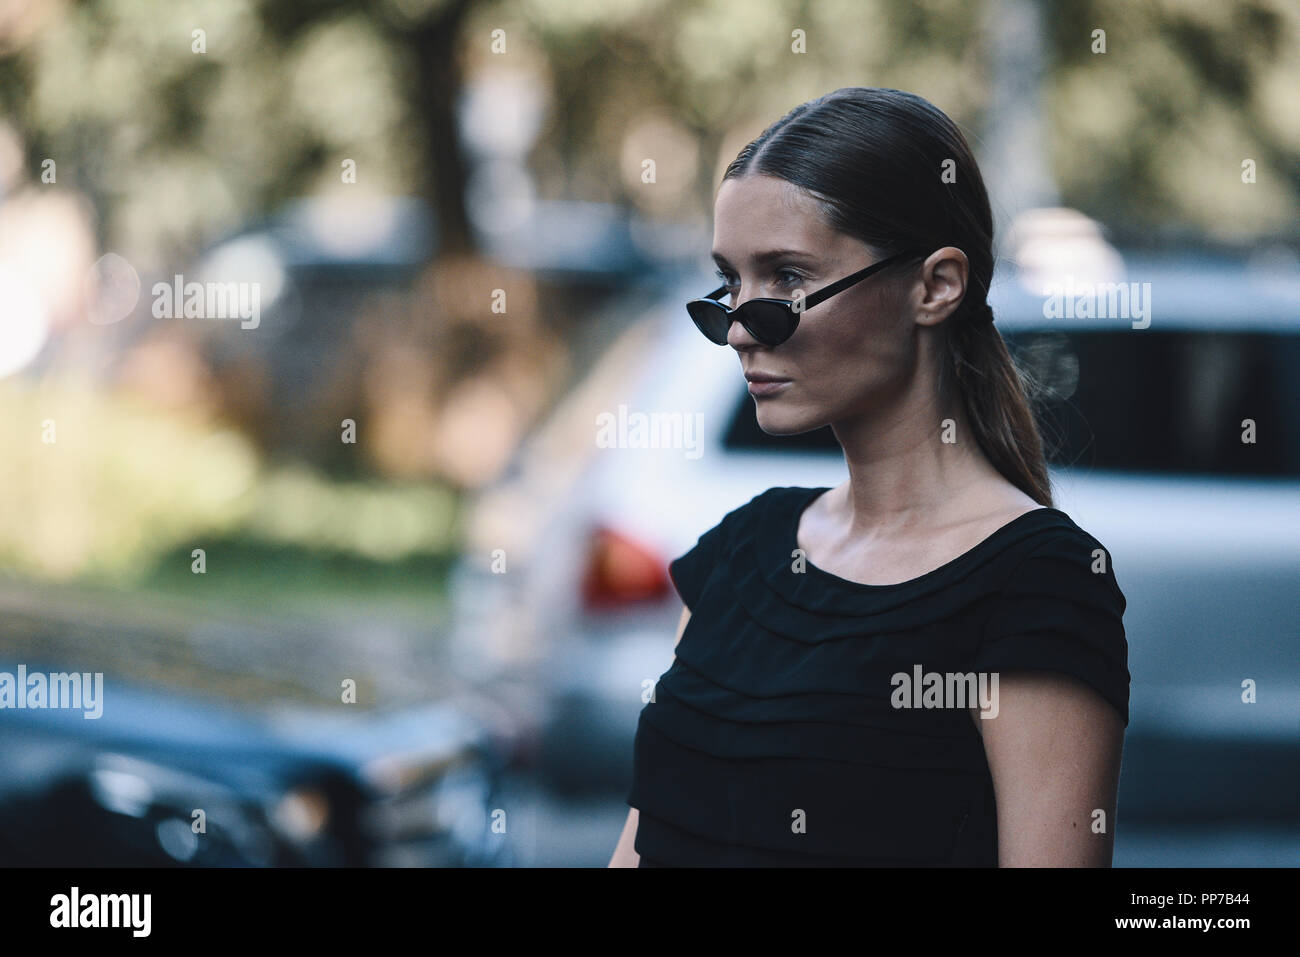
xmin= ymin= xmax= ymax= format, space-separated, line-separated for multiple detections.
xmin=667 ymin=491 xmax=766 ymax=612
xmin=973 ymin=531 xmax=1131 ymax=726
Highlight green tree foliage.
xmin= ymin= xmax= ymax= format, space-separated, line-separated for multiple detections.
xmin=1 ymin=0 xmax=1294 ymax=263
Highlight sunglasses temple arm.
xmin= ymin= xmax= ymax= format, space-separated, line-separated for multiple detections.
xmin=800 ymin=251 xmax=920 ymax=311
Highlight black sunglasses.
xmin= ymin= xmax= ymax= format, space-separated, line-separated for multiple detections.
xmin=686 ymin=248 xmax=927 ymax=346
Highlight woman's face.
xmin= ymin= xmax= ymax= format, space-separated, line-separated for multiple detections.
xmin=710 ymin=173 xmax=924 ymax=437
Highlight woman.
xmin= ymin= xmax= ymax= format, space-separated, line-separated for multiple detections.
xmin=608 ymin=87 xmax=1129 ymax=867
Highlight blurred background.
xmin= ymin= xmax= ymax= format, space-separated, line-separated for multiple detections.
xmin=0 ymin=0 xmax=1297 ymax=866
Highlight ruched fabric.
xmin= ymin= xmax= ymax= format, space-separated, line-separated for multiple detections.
xmin=627 ymin=486 xmax=1130 ymax=867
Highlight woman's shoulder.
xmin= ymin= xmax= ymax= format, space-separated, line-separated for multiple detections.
xmin=709 ymin=485 xmax=812 ymax=529
xmin=997 ymin=508 xmax=1127 ymax=609
xmin=976 ymin=508 xmax=1131 ymax=724
xmin=676 ymin=485 xmax=810 ymax=567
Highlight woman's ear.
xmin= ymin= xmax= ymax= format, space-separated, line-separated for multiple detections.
xmin=914 ymin=246 xmax=969 ymax=328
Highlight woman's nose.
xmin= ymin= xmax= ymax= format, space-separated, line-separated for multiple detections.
xmin=725 ymin=303 xmax=761 ymax=349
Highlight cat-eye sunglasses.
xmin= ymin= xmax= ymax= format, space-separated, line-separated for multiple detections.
xmin=687 ymin=247 xmax=927 ymax=346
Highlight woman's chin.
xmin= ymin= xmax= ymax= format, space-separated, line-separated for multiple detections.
xmin=754 ymin=404 xmax=824 ymax=437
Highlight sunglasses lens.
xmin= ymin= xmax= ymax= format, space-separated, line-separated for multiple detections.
xmin=687 ymin=301 xmax=731 ymax=344
xmin=687 ymin=299 xmax=796 ymax=346
xmin=742 ymin=301 xmax=796 ymax=345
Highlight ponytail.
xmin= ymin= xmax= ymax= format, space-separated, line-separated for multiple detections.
xmin=948 ymin=299 xmax=1053 ymax=507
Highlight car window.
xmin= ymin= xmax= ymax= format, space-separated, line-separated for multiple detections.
xmin=722 ymin=330 xmax=1300 ymax=477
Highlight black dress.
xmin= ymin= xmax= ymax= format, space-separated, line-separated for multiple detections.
xmin=627 ymin=486 xmax=1130 ymax=867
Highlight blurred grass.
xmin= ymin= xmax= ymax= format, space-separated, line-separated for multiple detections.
xmin=0 ymin=374 xmax=465 ymax=628
xmin=138 ymin=537 xmax=457 ymax=623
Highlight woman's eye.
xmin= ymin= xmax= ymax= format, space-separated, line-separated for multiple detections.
xmin=714 ymin=268 xmax=805 ymax=290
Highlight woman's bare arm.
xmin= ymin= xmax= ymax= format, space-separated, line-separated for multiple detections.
xmin=608 ymin=806 xmax=641 ymax=868
xmin=971 ymin=670 xmax=1125 ymax=867
xmin=608 ymin=604 xmax=692 ymax=867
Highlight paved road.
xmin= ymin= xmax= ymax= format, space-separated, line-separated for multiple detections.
xmin=491 ymin=775 xmax=629 ymax=867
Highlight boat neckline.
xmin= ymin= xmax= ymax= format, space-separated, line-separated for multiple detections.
xmin=787 ymin=485 xmax=1069 ymax=591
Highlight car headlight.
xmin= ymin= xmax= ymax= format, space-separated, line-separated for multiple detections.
xmin=89 ymin=764 xmax=154 ymax=818
xmin=270 ymin=787 xmax=330 ymax=843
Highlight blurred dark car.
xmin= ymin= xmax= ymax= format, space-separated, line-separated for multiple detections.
xmin=0 ymin=664 xmax=511 ymax=866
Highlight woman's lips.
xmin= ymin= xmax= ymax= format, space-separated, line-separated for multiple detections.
xmin=747 ymin=378 xmax=792 ymax=396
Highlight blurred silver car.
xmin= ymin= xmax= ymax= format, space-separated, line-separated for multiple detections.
xmin=448 ymin=238 xmax=1300 ymax=822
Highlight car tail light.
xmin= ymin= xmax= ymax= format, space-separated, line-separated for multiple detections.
xmin=580 ymin=525 xmax=671 ymax=609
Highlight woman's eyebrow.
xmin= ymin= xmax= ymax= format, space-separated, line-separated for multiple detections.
xmin=712 ymin=248 xmax=816 ymax=267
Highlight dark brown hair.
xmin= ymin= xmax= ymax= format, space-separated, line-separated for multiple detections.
xmin=722 ymin=87 xmax=1052 ymax=507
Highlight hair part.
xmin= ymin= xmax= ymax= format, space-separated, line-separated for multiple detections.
xmin=722 ymin=86 xmax=1053 ymax=507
